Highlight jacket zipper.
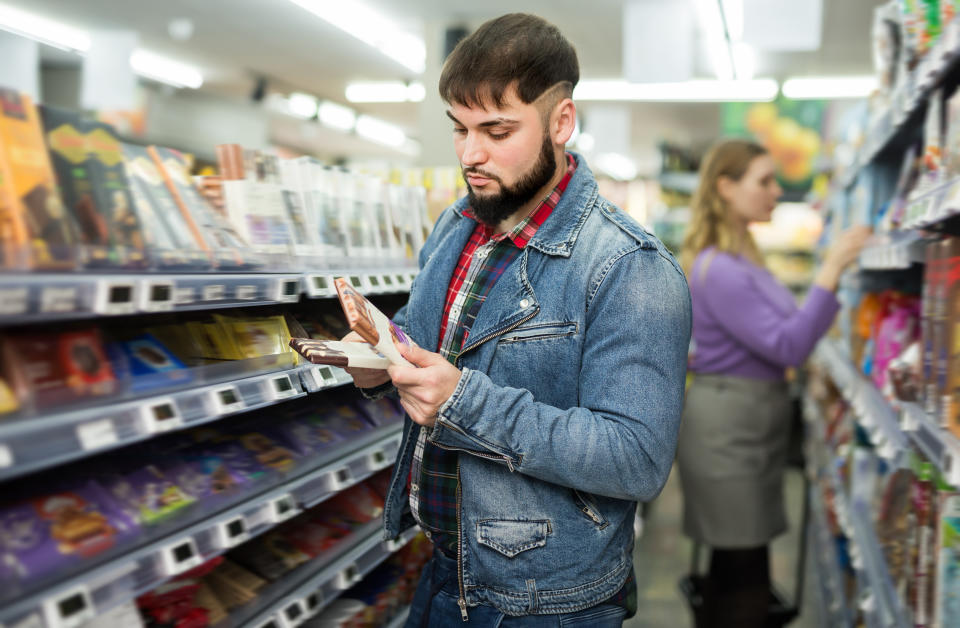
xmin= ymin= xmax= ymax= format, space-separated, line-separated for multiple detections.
xmin=447 ymin=308 xmax=537 ymax=623
xmin=582 ymin=505 xmax=603 ymax=525
xmin=456 ymin=460 xmax=468 ymax=621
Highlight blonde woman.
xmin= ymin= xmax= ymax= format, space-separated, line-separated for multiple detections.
xmin=677 ymin=139 xmax=869 ymax=627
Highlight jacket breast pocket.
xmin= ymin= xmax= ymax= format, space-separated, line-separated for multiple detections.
xmin=476 ymin=519 xmax=551 ymax=558
xmin=497 ymin=321 xmax=578 ymax=344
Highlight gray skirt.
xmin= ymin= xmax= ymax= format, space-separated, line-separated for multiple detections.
xmin=676 ymin=373 xmax=792 ymax=548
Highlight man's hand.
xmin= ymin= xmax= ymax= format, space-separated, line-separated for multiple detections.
xmin=341 ymin=331 xmax=392 ymax=389
xmin=388 ymin=342 xmax=461 ymax=428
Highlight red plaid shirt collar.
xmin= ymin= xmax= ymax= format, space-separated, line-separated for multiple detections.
xmin=462 ymin=152 xmax=577 ymax=248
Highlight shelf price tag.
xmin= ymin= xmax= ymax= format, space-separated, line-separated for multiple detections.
xmin=0 ymin=286 xmax=28 ymax=315
xmin=254 ymin=617 xmax=281 ymax=628
xmin=381 ymin=274 xmax=395 ymax=289
xmin=214 ymin=515 xmax=249 ymax=549
xmin=334 ymin=563 xmax=361 ymax=590
xmin=366 ymin=274 xmax=381 ymax=291
xmin=159 ymin=537 xmax=202 ymax=576
xmin=307 ymin=275 xmax=332 ymax=297
xmin=348 ymin=275 xmax=364 ymax=289
xmin=210 ymin=386 xmax=245 ymax=415
xmin=330 ymin=467 xmax=353 ymax=491
xmin=267 ymin=494 xmax=300 ymax=524
xmin=395 ymin=274 xmax=408 ymax=289
xmin=275 ymin=278 xmax=300 ymax=302
xmin=174 ymin=286 xmax=196 ymax=305
xmin=139 ymin=280 xmax=175 ymax=312
xmin=40 ymin=286 xmax=77 ymax=313
xmin=76 ymin=419 xmax=119 ymax=451
xmin=139 ymin=398 xmax=182 ymax=434
xmin=0 ymin=443 xmax=12 ymax=469
xmin=236 ymin=284 xmax=257 ymax=300
xmin=304 ymin=591 xmax=323 ymax=617
xmin=280 ymin=600 xmax=307 ymax=627
xmin=202 ymin=284 xmax=226 ymax=302
xmin=268 ymin=374 xmax=298 ymax=401
xmin=93 ymin=280 xmax=137 ymax=315
xmin=367 ymin=448 xmax=391 ymax=471
xmin=42 ymin=585 xmax=95 ymax=628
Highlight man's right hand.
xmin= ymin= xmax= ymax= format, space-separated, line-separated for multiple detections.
xmin=341 ymin=331 xmax=392 ymax=389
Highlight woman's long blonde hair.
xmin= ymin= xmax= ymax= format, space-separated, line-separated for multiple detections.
xmin=680 ymin=139 xmax=768 ymax=276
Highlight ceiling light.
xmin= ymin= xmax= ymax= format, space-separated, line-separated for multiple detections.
xmin=287 ymin=92 xmax=318 ymax=118
xmin=286 ymin=0 xmax=425 ymax=74
xmin=356 ymin=114 xmax=407 ymax=148
xmin=695 ymin=0 xmax=734 ymax=80
xmin=345 ymin=81 xmax=425 ymax=103
xmin=318 ymin=100 xmax=357 ymax=131
xmin=129 ymin=50 xmax=203 ymax=89
xmin=0 ymin=2 xmax=89 ymax=52
xmin=574 ymin=79 xmax=778 ymax=102
xmin=782 ymin=76 xmax=877 ymax=99
xmin=721 ymin=0 xmax=744 ymax=40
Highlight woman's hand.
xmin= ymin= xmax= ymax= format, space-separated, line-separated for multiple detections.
xmin=814 ymin=225 xmax=873 ymax=291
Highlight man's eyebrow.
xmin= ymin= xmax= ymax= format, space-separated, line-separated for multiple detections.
xmin=445 ymin=110 xmax=519 ymax=128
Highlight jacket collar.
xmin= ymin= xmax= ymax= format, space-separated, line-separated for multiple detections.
xmin=450 ymin=151 xmax=598 ymax=258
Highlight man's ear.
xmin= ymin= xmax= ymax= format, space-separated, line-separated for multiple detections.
xmin=552 ymin=98 xmax=577 ymax=145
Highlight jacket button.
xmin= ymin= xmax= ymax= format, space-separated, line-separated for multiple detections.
xmin=520 ymin=298 xmax=530 ymax=308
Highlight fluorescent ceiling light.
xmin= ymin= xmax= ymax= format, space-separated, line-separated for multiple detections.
xmin=356 ymin=115 xmax=406 ymax=148
xmin=345 ymin=81 xmax=425 ymax=103
xmin=574 ymin=79 xmax=778 ymax=102
xmin=287 ymin=92 xmax=318 ymax=118
xmin=130 ymin=49 xmax=203 ymax=89
xmin=287 ymin=0 xmax=425 ymax=74
xmin=0 ymin=3 xmax=89 ymax=51
xmin=721 ymin=0 xmax=744 ymax=40
xmin=695 ymin=0 xmax=734 ymax=80
xmin=782 ymin=76 xmax=877 ymax=99
xmin=318 ymin=100 xmax=357 ymax=131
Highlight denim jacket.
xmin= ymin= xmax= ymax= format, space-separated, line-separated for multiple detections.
xmin=380 ymin=153 xmax=692 ymax=617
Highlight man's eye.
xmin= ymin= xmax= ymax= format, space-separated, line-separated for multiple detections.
xmin=489 ymin=131 xmax=510 ymax=140
xmin=453 ymin=127 xmax=467 ymax=135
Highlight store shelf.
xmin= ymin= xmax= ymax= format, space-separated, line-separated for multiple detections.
xmin=0 ymin=268 xmax=417 ymax=325
xmin=0 ymin=354 xmax=357 ymax=482
xmin=0 ymin=422 xmax=403 ymax=628
xmin=899 ymin=401 xmax=960 ymax=488
xmin=859 ymin=232 xmax=926 ymax=270
xmin=385 ymin=606 xmax=411 ymax=628
xmin=808 ymin=485 xmax=854 ymax=628
xmin=848 ymin=502 xmax=911 ymax=628
xmin=841 ymin=20 xmax=960 ymax=191
xmin=813 ymin=339 xmax=909 ymax=464
xmin=220 ymin=522 xmax=420 ymax=628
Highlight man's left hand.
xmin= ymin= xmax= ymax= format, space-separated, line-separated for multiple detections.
xmin=388 ymin=342 xmax=461 ymax=428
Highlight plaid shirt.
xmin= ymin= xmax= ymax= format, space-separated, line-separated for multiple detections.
xmin=409 ymin=153 xmax=635 ymax=617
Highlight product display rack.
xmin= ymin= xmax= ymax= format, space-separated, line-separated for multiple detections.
xmin=0 ymin=415 xmax=403 ymax=628
xmin=221 ymin=522 xmax=420 ymax=628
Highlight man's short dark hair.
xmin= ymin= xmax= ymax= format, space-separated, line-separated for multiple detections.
xmin=439 ymin=13 xmax=579 ymax=109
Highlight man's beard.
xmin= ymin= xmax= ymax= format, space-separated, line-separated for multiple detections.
xmin=464 ymin=134 xmax=557 ymax=228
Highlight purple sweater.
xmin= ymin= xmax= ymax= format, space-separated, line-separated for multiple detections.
xmin=688 ymin=248 xmax=840 ymax=381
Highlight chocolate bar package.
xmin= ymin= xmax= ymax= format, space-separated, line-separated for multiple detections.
xmin=122 ymin=142 xmax=209 ymax=268
xmin=319 ymin=399 xmax=375 ymax=440
xmin=2 ymin=329 xmax=117 ymax=410
xmin=271 ymin=415 xmax=344 ymax=457
xmin=0 ymin=480 xmax=138 ymax=583
xmin=107 ymin=333 xmax=192 ymax=393
xmin=149 ymin=146 xmax=252 ymax=269
xmin=289 ymin=338 xmax=391 ymax=369
xmin=0 ymin=88 xmax=78 ymax=269
xmin=40 ymin=105 xmax=119 ymax=267
xmin=84 ymin=120 xmax=149 ymax=268
xmin=100 ymin=465 xmax=196 ymax=526
xmin=359 ymin=397 xmax=405 ymax=426
xmin=334 ymin=277 xmax=412 ymax=366
xmin=162 ymin=455 xmax=250 ymax=500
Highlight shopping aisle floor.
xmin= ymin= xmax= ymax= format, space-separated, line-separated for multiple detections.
xmin=626 ymin=467 xmax=819 ymax=628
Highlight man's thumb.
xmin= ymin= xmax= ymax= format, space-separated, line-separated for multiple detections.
xmin=397 ymin=340 xmax=436 ymax=367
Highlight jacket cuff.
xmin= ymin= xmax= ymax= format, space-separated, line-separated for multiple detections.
xmin=428 ymin=369 xmax=520 ymax=469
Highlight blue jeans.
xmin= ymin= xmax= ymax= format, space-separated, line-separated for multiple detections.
xmin=404 ymin=550 xmax=627 ymax=627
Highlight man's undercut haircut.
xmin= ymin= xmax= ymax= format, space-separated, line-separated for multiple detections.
xmin=439 ymin=13 xmax=579 ymax=109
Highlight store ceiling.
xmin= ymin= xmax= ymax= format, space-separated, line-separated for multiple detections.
xmin=21 ymin=0 xmax=880 ymax=161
